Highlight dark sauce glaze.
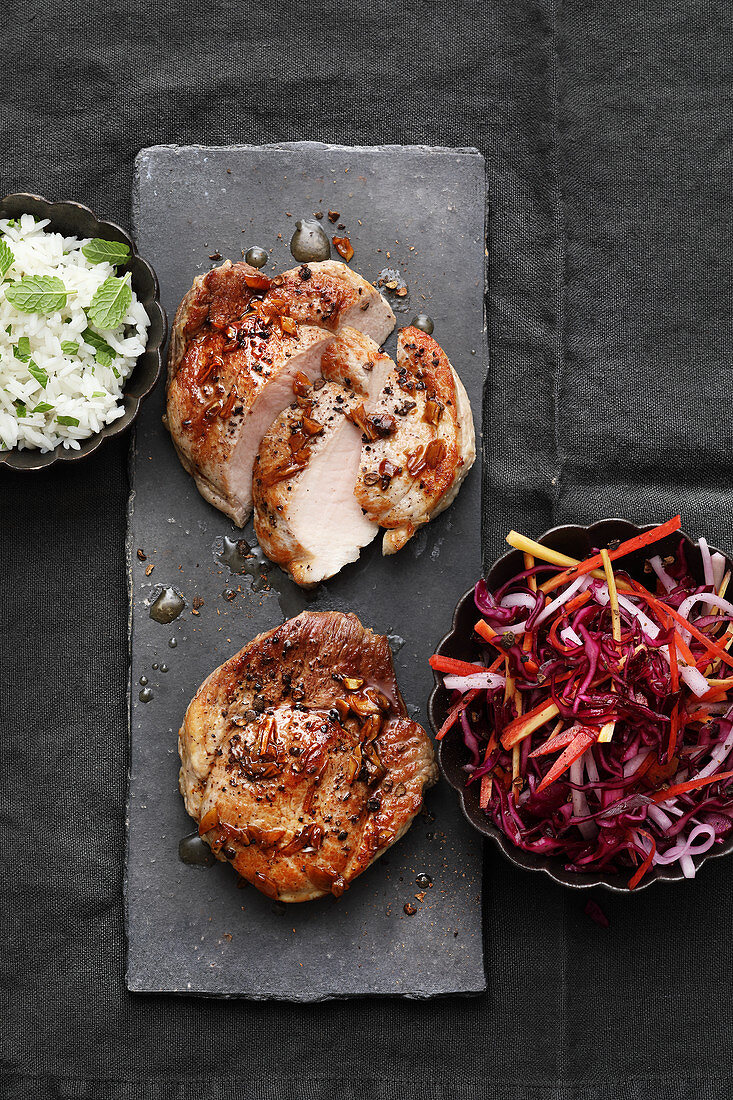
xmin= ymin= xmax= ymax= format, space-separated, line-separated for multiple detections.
xmin=214 ymin=533 xmax=319 ymax=619
xmin=245 ymin=246 xmax=268 ymax=269
xmin=149 ymin=586 xmax=186 ymax=624
xmin=411 ymin=314 xmax=434 ymax=335
xmin=179 ymin=833 xmax=215 ymax=866
xmin=290 ymin=219 xmax=330 ymax=263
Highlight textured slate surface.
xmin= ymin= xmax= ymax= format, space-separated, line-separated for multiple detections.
xmin=128 ymin=141 xmax=487 ymax=999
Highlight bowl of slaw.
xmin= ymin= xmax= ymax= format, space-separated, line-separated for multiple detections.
xmin=428 ymin=517 xmax=733 ymax=891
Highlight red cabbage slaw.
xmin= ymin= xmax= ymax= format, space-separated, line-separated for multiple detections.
xmin=432 ymin=518 xmax=733 ymax=888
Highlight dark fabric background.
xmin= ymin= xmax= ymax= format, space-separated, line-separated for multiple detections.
xmin=3 ymin=1 xmax=732 ymax=1097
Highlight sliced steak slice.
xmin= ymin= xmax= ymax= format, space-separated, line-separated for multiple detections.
xmin=355 ymin=326 xmax=476 ymax=554
xmin=253 ymin=381 xmax=379 ymax=587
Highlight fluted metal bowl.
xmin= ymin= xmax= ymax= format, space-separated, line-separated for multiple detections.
xmin=0 ymin=192 xmax=166 ymax=471
xmin=428 ymin=518 xmax=733 ymax=892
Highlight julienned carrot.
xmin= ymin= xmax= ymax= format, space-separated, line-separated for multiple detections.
xmin=686 ymin=709 xmax=712 ymax=723
xmin=536 ymin=727 xmax=597 ymax=792
xmin=479 ymin=773 xmax=493 ymax=809
xmin=435 ymin=688 xmax=481 ymax=741
xmin=501 ymin=698 xmax=560 ymax=749
xmin=529 ymin=724 xmax=582 ymax=758
xmin=628 ymin=830 xmax=657 ymax=890
xmin=706 ymin=623 xmax=733 ymax=676
xmin=474 ymin=618 xmax=499 ymax=645
xmin=673 ymin=631 xmax=699 ymax=672
xmin=698 ymin=687 xmax=730 ymax=704
xmin=651 ymin=768 xmax=733 ymax=804
xmin=539 ymin=516 xmax=682 ymax=595
xmin=479 ymin=731 xmax=498 ymax=808
xmin=475 ymin=619 xmax=515 ymax=660
xmin=695 ymin=690 xmax=726 ymax=708
xmin=565 ymin=589 xmax=592 ymax=615
xmin=655 ymin=605 xmax=706 ymax=673
xmin=636 ymin=591 xmax=733 ymax=672
xmin=429 ymin=654 xmax=491 ymax=676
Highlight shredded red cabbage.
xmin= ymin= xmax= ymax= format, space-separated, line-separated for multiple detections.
xmin=438 ymin=533 xmax=733 ymax=887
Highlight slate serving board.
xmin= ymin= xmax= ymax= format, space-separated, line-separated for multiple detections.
xmin=128 ymin=141 xmax=487 ymax=999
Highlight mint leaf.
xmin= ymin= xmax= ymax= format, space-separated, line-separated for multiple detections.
xmin=91 ymin=391 xmax=106 ymax=398
xmin=57 ymin=414 xmax=80 ymax=427
xmin=0 ymin=239 xmax=14 ymax=278
xmin=14 ymin=336 xmax=31 ymax=362
xmin=112 ymin=365 xmax=120 ymax=378
xmin=87 ymin=275 xmax=131 ymax=329
xmin=5 ymin=218 xmax=19 ymax=229
xmin=81 ymin=238 xmax=130 ymax=266
xmin=14 ymin=401 xmax=27 ymax=418
xmin=27 ymin=360 xmax=48 ymax=388
xmin=60 ymin=340 xmax=79 ymax=355
xmin=5 ymin=275 xmax=67 ymax=315
xmin=82 ymin=326 xmax=116 ymax=367
xmin=32 ymin=402 xmax=54 ymax=414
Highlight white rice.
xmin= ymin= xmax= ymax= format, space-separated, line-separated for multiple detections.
xmin=0 ymin=214 xmax=149 ymax=452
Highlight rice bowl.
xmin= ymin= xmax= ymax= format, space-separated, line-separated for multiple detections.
xmin=0 ymin=213 xmax=150 ymax=453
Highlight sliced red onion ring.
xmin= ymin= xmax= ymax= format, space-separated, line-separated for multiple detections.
xmin=653 ymin=823 xmax=716 ymax=866
xmin=500 ymin=592 xmax=538 ymax=611
xmin=534 ymin=575 xmax=588 ymax=627
xmin=676 ymin=592 xmax=733 ymax=642
xmin=699 ymin=537 xmax=714 ymax=590
xmin=677 ymin=662 xmax=712 ymax=698
xmin=647 ymin=804 xmax=675 ymax=831
xmin=711 ymin=551 xmax=727 ymax=592
xmin=680 ymin=854 xmax=696 ymax=878
xmin=585 ymin=750 xmax=600 ymax=785
xmin=692 ymin=708 xmax=733 ymax=779
xmin=623 ymin=751 xmax=649 ymax=778
xmin=491 ymin=592 xmax=537 ymax=636
xmin=616 ymin=593 xmax=660 ymax=639
xmin=494 ymin=577 xmax=588 ymax=638
xmin=648 ymin=554 xmax=676 ymax=593
xmin=443 ymin=672 xmax=506 ymax=692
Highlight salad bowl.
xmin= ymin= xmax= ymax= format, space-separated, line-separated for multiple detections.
xmin=428 ymin=518 xmax=733 ymax=892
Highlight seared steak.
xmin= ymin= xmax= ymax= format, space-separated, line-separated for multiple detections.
xmin=178 ymin=611 xmax=437 ymax=902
